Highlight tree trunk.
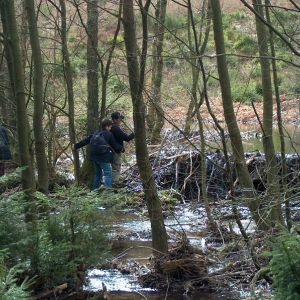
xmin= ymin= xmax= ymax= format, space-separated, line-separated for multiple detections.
xmin=147 ymin=0 xmax=167 ymax=144
xmin=100 ymin=2 xmax=122 ymax=120
xmin=73 ymin=0 xmax=101 ymax=186
xmin=75 ymin=0 xmax=123 ymax=167
xmin=0 ymin=0 xmax=36 ymax=222
xmin=210 ymin=0 xmax=269 ymax=230
xmin=197 ymin=109 xmax=216 ymax=229
xmin=0 ymin=3 xmax=17 ymax=154
xmin=25 ymin=0 xmax=49 ymax=195
xmin=59 ymin=0 xmax=80 ymax=182
xmin=0 ymin=46 xmax=15 ymax=137
xmin=265 ymin=0 xmax=289 ymax=228
xmin=122 ymin=0 xmax=168 ymax=256
xmin=253 ymin=0 xmax=284 ymax=225
xmin=184 ymin=0 xmax=211 ymax=136
xmin=86 ymin=0 xmax=99 ymax=130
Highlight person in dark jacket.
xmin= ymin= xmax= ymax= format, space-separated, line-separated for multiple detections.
xmin=110 ymin=111 xmax=135 ymax=187
xmin=0 ymin=125 xmax=12 ymax=176
xmin=73 ymin=118 xmax=122 ymax=190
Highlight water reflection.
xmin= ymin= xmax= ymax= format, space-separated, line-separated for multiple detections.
xmin=87 ymin=269 xmax=143 ymax=292
xmin=86 ymin=269 xmax=235 ymax=299
xmin=238 ymin=123 xmax=300 ymax=153
xmin=201 ymin=123 xmax=300 ymax=154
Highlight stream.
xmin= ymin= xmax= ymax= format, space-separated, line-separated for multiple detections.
xmin=84 ymin=205 xmax=250 ymax=300
xmin=64 ymin=123 xmax=295 ymax=299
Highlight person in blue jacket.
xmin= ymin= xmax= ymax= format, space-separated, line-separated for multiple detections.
xmin=73 ymin=118 xmax=122 ymax=190
xmin=0 ymin=125 xmax=12 ymax=176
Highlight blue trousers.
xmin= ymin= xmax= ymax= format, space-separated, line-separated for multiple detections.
xmin=92 ymin=160 xmax=112 ymax=190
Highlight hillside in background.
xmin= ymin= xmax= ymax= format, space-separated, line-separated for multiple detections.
xmin=159 ymin=0 xmax=300 ymax=126
xmin=167 ymin=96 xmax=299 ymax=125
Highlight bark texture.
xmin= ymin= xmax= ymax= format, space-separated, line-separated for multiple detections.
xmin=25 ymin=0 xmax=49 ymax=194
xmin=1 ymin=0 xmax=36 ymax=222
xmin=59 ymin=0 xmax=80 ymax=182
xmin=122 ymin=0 xmax=168 ymax=256
xmin=148 ymin=0 xmax=167 ymax=144
xmin=253 ymin=0 xmax=284 ymax=225
xmin=210 ymin=0 xmax=269 ymax=230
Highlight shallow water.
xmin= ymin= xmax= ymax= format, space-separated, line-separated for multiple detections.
xmin=220 ymin=123 xmax=300 ymax=153
xmin=85 ymin=205 xmax=242 ymax=300
xmin=86 ymin=267 xmax=237 ymax=300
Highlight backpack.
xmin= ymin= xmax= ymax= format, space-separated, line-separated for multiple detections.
xmin=90 ymin=131 xmax=108 ymax=155
xmin=0 ymin=139 xmax=6 ymax=154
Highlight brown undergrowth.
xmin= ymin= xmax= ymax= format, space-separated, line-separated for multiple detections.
xmin=165 ymin=96 xmax=300 ymax=125
xmin=139 ymin=239 xmax=213 ymax=294
xmin=137 ymin=227 xmax=271 ymax=299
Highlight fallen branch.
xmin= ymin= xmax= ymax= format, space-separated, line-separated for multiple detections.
xmin=32 ymin=283 xmax=68 ymax=300
xmin=250 ymin=267 xmax=270 ymax=298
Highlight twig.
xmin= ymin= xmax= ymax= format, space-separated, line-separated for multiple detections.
xmin=122 ymin=119 xmax=134 ymax=134
xmin=112 ymin=246 xmax=133 ymax=261
xmin=165 ymin=153 xmax=188 ymax=160
xmin=132 ymin=290 xmax=149 ymax=299
xmin=153 ymin=131 xmax=168 ymax=167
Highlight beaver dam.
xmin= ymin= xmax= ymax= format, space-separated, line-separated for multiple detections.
xmin=124 ymin=147 xmax=300 ymax=201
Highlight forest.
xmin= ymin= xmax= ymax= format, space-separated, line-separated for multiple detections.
xmin=0 ymin=0 xmax=300 ymax=299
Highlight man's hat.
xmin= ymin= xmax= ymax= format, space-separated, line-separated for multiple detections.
xmin=111 ymin=111 xmax=124 ymax=120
